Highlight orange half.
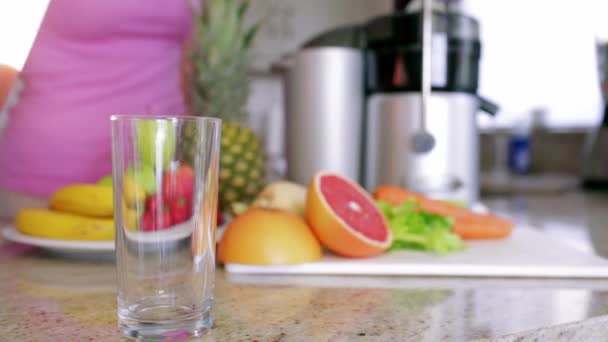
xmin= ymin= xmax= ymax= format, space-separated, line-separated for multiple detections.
xmin=306 ymin=172 xmax=392 ymax=258
xmin=218 ymin=208 xmax=322 ymax=265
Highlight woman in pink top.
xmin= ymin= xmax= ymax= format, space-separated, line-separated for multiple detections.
xmin=0 ymin=0 xmax=197 ymax=218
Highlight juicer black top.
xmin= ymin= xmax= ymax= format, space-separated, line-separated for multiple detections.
xmin=365 ymin=11 xmax=482 ymax=94
xmin=301 ymin=9 xmax=483 ymax=96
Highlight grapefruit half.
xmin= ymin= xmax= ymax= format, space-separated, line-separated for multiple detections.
xmin=306 ymin=172 xmax=392 ymax=257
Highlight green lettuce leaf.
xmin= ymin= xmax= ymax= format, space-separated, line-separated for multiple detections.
xmin=377 ymin=200 xmax=465 ymax=254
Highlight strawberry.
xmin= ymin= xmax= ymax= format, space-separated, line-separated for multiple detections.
xmin=217 ymin=204 xmax=223 ymax=226
xmin=146 ymin=194 xmax=167 ymax=213
xmin=170 ymin=197 xmax=189 ymax=224
xmin=178 ymin=164 xmax=195 ymax=195
xmin=162 ymin=164 xmax=195 ymax=203
xmin=142 ymin=208 xmax=172 ymax=232
xmin=188 ymin=197 xmax=193 ymax=217
xmin=159 ymin=210 xmax=172 ymax=230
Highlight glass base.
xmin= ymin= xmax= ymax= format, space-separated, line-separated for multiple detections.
xmin=119 ymin=306 xmax=212 ymax=341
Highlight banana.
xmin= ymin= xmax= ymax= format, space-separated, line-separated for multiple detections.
xmin=122 ymin=176 xmax=146 ymax=209
xmin=16 ymin=209 xmax=115 ymax=241
xmin=250 ymin=181 xmax=307 ymax=217
xmin=123 ymin=205 xmax=140 ymax=232
xmin=50 ymin=184 xmax=114 ymax=217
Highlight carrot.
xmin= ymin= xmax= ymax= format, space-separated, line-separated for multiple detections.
xmin=373 ymin=185 xmax=513 ymax=240
xmin=373 ymin=185 xmax=466 ymax=218
xmin=372 ymin=185 xmax=424 ymax=206
xmin=452 ymin=213 xmax=513 ymax=240
xmin=418 ymin=197 xmax=468 ymax=219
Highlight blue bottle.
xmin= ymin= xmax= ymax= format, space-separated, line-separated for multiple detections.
xmin=508 ymin=118 xmax=531 ymax=174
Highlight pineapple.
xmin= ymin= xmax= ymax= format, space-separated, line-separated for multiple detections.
xmin=187 ymin=0 xmax=265 ymax=209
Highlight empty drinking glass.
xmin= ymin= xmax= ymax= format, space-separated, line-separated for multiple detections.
xmin=111 ymin=115 xmax=221 ymax=340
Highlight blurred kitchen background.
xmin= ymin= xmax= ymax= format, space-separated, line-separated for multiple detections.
xmin=240 ymin=0 xmax=608 ymax=199
xmin=3 ymin=0 xmax=608 ymax=201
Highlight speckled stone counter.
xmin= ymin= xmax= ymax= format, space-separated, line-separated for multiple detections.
xmin=1 ymin=192 xmax=608 ymax=341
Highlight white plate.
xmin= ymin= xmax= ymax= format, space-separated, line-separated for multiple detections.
xmin=124 ymin=220 xmax=193 ymax=243
xmin=2 ymin=226 xmax=114 ymax=254
xmin=2 ymin=220 xmax=225 ymax=257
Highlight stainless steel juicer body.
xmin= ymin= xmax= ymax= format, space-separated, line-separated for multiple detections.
xmin=364 ymin=92 xmax=481 ymax=203
xmin=282 ymin=9 xmax=497 ymax=204
xmin=284 ymin=47 xmax=364 ymax=185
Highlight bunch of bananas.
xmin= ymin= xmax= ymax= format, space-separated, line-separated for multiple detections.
xmin=16 ymin=183 xmax=116 ymax=241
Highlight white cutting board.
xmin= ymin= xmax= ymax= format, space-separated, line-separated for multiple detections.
xmin=225 ymin=227 xmax=608 ymax=278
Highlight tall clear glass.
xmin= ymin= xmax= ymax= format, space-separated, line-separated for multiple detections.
xmin=111 ymin=115 xmax=221 ymax=340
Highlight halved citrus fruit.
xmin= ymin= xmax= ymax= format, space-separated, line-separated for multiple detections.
xmin=217 ymin=208 xmax=322 ymax=265
xmin=306 ymin=172 xmax=392 ymax=257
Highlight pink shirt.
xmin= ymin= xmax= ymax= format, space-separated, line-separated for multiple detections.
xmin=0 ymin=0 xmax=196 ymax=197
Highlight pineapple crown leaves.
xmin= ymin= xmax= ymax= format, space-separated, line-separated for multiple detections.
xmin=189 ymin=0 xmax=260 ymax=122
xmin=193 ymin=0 xmax=258 ymax=54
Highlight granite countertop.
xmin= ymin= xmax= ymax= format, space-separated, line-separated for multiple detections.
xmin=1 ymin=191 xmax=608 ymax=341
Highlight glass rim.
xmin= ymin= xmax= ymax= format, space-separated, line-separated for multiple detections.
xmin=110 ymin=114 xmax=222 ymax=124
